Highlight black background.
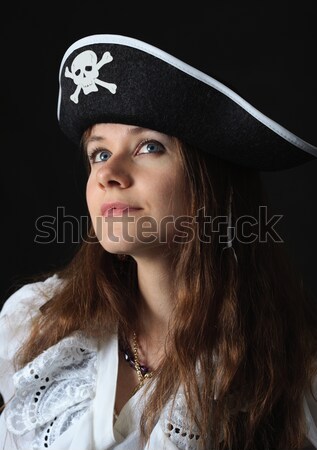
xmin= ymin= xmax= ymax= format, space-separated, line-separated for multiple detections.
xmin=1 ymin=2 xmax=317 ymax=308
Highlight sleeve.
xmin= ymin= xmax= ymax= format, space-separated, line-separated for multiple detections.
xmin=304 ymin=374 xmax=317 ymax=449
xmin=0 ymin=275 xmax=61 ymax=404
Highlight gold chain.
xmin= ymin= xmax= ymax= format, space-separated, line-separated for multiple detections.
xmin=131 ymin=332 xmax=153 ymax=396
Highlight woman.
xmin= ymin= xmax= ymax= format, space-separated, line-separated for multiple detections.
xmin=0 ymin=34 xmax=317 ymax=450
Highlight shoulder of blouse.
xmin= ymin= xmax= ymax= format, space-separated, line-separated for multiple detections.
xmin=1 ymin=274 xmax=63 ymax=317
xmin=0 ymin=274 xmax=64 ymax=363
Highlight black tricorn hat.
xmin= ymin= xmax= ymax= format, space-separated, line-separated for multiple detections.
xmin=57 ymin=34 xmax=317 ymax=171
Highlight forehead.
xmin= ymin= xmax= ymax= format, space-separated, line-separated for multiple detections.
xmin=90 ymin=123 xmax=152 ymax=136
xmin=83 ymin=123 xmax=178 ymax=146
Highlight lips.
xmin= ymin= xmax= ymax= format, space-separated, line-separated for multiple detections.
xmin=100 ymin=201 xmax=142 ymax=217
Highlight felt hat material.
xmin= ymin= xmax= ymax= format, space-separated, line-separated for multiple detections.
xmin=57 ymin=34 xmax=317 ymax=171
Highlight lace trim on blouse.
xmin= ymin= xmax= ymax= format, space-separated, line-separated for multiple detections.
xmin=4 ymin=332 xmax=97 ymax=449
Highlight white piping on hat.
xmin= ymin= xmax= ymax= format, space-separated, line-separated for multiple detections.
xmin=57 ymin=34 xmax=317 ymax=158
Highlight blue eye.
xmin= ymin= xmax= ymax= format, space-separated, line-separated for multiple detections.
xmin=138 ymin=141 xmax=164 ymax=155
xmin=88 ymin=148 xmax=111 ymax=163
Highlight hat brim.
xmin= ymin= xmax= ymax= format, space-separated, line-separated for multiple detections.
xmin=58 ymin=34 xmax=317 ymax=171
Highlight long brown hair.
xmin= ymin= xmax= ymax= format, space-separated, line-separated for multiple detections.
xmin=15 ymin=139 xmax=317 ymax=449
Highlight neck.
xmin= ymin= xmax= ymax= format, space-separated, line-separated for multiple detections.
xmin=131 ymin=252 xmax=175 ymax=365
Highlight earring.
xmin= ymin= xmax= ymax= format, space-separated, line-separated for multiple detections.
xmin=222 ymin=187 xmax=238 ymax=264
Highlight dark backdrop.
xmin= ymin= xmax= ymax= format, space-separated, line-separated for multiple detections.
xmin=1 ymin=3 xmax=316 ymax=308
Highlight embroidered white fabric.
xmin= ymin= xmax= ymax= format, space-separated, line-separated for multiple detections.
xmin=4 ymin=332 xmax=98 ymax=450
xmin=159 ymin=389 xmax=205 ymax=450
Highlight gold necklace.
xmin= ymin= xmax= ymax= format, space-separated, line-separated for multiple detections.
xmin=131 ymin=332 xmax=153 ymax=396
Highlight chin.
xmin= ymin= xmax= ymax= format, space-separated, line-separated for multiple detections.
xmin=99 ymin=241 xmax=134 ymax=254
xmin=99 ymin=238 xmax=170 ymax=258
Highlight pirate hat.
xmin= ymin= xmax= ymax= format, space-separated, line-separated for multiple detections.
xmin=57 ymin=34 xmax=317 ymax=171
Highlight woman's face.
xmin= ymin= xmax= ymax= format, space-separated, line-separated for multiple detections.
xmin=85 ymin=123 xmax=188 ymax=257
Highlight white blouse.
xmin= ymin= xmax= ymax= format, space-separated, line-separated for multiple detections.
xmin=0 ymin=275 xmax=316 ymax=450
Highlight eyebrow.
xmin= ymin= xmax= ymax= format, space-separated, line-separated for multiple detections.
xmin=84 ymin=135 xmax=104 ymax=145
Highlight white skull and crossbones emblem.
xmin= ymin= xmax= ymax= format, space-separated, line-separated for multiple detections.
xmin=65 ymin=50 xmax=117 ymax=104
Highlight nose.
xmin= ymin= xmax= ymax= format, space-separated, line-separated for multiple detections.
xmin=96 ymin=155 xmax=132 ymax=190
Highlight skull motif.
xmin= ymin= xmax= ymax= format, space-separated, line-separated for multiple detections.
xmin=70 ymin=50 xmax=100 ymax=94
xmin=65 ymin=50 xmax=117 ymax=104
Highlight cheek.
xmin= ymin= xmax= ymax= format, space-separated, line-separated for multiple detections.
xmin=154 ymin=175 xmax=187 ymax=216
xmin=172 ymin=184 xmax=187 ymax=217
xmin=85 ymin=178 xmax=97 ymax=213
